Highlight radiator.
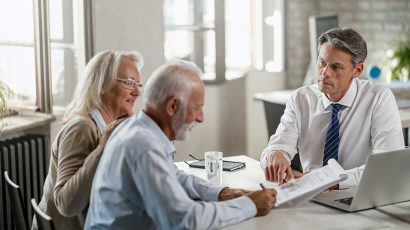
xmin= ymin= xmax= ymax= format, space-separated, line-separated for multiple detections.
xmin=0 ymin=134 xmax=49 ymax=230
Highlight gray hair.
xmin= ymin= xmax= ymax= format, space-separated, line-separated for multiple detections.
xmin=143 ymin=60 xmax=203 ymax=109
xmin=64 ymin=49 xmax=144 ymax=121
xmin=318 ymin=27 xmax=367 ymax=65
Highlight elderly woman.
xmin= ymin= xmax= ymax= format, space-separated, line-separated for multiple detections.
xmin=34 ymin=50 xmax=144 ymax=229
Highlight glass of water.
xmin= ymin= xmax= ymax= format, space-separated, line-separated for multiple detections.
xmin=205 ymin=151 xmax=223 ymax=186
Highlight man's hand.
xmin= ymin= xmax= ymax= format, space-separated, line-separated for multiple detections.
xmin=218 ymin=187 xmax=251 ymax=201
xmin=293 ymin=171 xmax=306 ymax=179
xmin=264 ymin=151 xmax=293 ymax=185
xmin=326 ymin=184 xmax=339 ymax=190
xmin=247 ymin=189 xmax=277 ymax=216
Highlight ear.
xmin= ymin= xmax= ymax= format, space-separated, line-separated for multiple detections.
xmin=166 ymin=96 xmax=180 ymax=116
xmin=101 ymin=86 xmax=107 ymax=96
xmin=352 ymin=63 xmax=364 ymax=78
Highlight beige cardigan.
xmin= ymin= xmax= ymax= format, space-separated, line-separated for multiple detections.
xmin=33 ymin=115 xmax=104 ymax=230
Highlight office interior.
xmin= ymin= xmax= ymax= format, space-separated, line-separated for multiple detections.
xmin=2 ymin=0 xmax=410 ymax=160
xmin=1 ymin=0 xmax=410 ymax=228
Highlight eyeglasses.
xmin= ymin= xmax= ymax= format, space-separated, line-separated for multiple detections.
xmin=113 ymin=77 xmax=143 ymax=90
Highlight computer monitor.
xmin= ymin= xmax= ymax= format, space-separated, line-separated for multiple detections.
xmin=303 ymin=14 xmax=338 ymax=85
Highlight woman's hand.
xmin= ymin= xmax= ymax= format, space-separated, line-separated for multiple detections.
xmin=100 ymin=118 xmax=126 ymax=147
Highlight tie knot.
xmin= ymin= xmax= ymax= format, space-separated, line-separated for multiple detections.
xmin=331 ymin=103 xmax=343 ymax=114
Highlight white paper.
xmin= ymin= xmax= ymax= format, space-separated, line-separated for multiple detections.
xmin=263 ymin=159 xmax=348 ymax=207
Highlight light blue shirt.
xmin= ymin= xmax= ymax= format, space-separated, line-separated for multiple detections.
xmin=85 ymin=111 xmax=256 ymax=229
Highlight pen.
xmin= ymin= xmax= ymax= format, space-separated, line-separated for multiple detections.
xmin=229 ymin=164 xmax=245 ymax=171
xmin=259 ymin=183 xmax=266 ymax=189
xmin=189 ymin=154 xmax=200 ymax=160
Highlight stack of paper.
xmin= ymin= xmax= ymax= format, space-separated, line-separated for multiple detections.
xmin=262 ymin=159 xmax=348 ymax=207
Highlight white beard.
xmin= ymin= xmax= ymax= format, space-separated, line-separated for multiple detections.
xmin=174 ymin=122 xmax=196 ymax=141
xmin=172 ymin=103 xmax=196 ymax=141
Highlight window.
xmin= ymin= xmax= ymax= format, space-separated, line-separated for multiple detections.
xmin=163 ymin=0 xmax=284 ymax=83
xmin=0 ymin=0 xmax=37 ymax=108
xmin=0 ymin=0 xmax=90 ymax=113
xmin=225 ymin=0 xmax=252 ymax=80
xmin=164 ymin=0 xmax=217 ymax=81
xmin=259 ymin=0 xmax=284 ymax=73
xmin=49 ymin=0 xmax=87 ymax=111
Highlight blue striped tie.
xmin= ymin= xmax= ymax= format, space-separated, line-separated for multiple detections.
xmin=323 ymin=103 xmax=343 ymax=166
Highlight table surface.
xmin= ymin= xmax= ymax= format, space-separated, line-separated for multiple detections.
xmin=175 ymin=155 xmax=410 ymax=229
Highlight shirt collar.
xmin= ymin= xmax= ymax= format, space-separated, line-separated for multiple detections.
xmin=137 ymin=111 xmax=177 ymax=156
xmin=322 ymin=79 xmax=357 ymax=110
xmin=90 ymin=109 xmax=106 ymax=134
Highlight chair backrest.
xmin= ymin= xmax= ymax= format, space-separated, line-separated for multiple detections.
xmin=31 ymin=198 xmax=55 ymax=230
xmin=4 ymin=171 xmax=29 ymax=230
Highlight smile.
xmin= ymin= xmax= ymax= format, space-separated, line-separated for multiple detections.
xmin=126 ymin=98 xmax=136 ymax=104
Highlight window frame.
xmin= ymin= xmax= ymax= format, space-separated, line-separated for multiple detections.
xmin=0 ymin=0 xmax=93 ymax=114
xmin=33 ymin=0 xmax=52 ymax=113
xmin=163 ymin=0 xmax=284 ymax=84
xmin=260 ymin=0 xmax=284 ymax=73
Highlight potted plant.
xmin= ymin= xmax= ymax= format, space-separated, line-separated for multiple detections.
xmin=0 ymin=79 xmax=13 ymax=122
xmin=390 ymin=39 xmax=410 ymax=81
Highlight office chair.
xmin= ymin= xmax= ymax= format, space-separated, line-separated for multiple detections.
xmin=4 ymin=171 xmax=29 ymax=230
xmin=262 ymin=101 xmax=303 ymax=172
xmin=31 ymin=198 xmax=55 ymax=230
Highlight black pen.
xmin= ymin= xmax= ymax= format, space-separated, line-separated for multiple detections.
xmin=189 ymin=154 xmax=200 ymax=160
xmin=259 ymin=183 xmax=266 ymax=189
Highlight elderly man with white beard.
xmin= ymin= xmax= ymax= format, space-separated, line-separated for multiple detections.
xmin=85 ymin=60 xmax=277 ymax=230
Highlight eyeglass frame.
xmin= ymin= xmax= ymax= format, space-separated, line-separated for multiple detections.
xmin=112 ymin=77 xmax=143 ymax=90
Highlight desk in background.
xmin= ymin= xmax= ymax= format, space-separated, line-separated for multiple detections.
xmin=175 ymin=155 xmax=410 ymax=229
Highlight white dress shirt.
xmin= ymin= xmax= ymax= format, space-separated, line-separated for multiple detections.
xmin=85 ymin=111 xmax=256 ymax=229
xmin=261 ymin=79 xmax=404 ymax=188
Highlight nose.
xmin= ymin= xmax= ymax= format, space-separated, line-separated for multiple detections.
xmin=195 ymin=110 xmax=204 ymax=123
xmin=131 ymin=86 xmax=141 ymax=97
xmin=322 ymin=64 xmax=334 ymax=78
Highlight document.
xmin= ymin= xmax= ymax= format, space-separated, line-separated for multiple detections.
xmin=262 ymin=159 xmax=348 ymax=207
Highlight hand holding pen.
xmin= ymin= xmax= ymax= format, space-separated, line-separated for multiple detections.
xmin=247 ymin=184 xmax=277 ymax=216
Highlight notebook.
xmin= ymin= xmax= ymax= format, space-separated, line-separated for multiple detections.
xmin=312 ymin=148 xmax=410 ymax=212
xmin=186 ymin=159 xmax=246 ymax=172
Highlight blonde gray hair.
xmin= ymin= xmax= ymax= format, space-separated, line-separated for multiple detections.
xmin=143 ymin=60 xmax=202 ymax=109
xmin=64 ymin=50 xmax=144 ymax=121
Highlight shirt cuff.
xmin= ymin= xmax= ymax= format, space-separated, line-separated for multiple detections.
xmin=339 ymin=166 xmax=363 ymax=189
xmin=203 ymin=185 xmax=225 ymax=201
xmin=227 ymin=196 xmax=257 ymax=218
xmin=260 ymin=148 xmax=291 ymax=169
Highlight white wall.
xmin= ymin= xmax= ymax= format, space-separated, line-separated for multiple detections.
xmin=219 ymin=78 xmax=247 ymax=156
xmin=94 ymin=0 xmax=165 ymax=111
xmin=245 ymin=71 xmax=286 ymax=160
